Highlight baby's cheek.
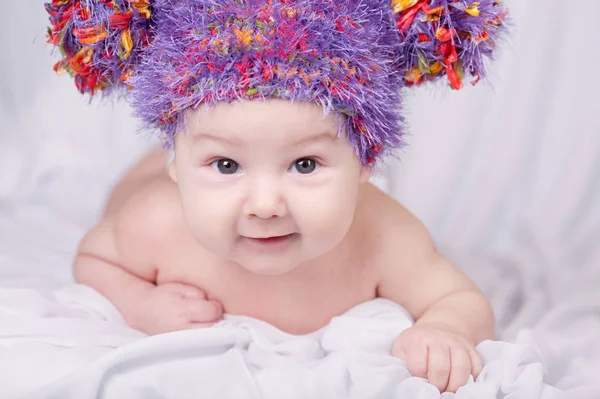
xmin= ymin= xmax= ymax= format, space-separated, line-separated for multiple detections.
xmin=181 ymin=192 xmax=235 ymax=237
xmin=184 ymin=213 xmax=234 ymax=256
xmin=294 ymin=198 xmax=354 ymax=242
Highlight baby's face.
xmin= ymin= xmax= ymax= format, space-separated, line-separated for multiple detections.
xmin=170 ymin=99 xmax=370 ymax=275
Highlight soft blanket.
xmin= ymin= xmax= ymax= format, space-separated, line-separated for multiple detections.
xmin=1 ymin=280 xmax=597 ymax=399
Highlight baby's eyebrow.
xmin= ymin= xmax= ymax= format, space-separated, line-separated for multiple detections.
xmin=292 ymin=131 xmax=337 ymax=145
xmin=193 ymin=130 xmax=337 ymax=146
xmin=193 ymin=132 xmax=242 ymax=146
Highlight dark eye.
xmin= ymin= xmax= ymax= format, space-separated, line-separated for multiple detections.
xmin=211 ymin=159 xmax=239 ymax=174
xmin=291 ymin=158 xmax=318 ymax=174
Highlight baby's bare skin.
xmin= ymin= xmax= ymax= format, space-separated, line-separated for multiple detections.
xmin=81 ymin=146 xmax=384 ymax=334
xmin=74 ymin=100 xmax=494 ymax=393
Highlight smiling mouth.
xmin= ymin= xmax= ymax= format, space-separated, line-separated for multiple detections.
xmin=245 ymin=234 xmax=296 ymax=244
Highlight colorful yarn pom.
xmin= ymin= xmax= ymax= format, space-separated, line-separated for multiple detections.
xmin=45 ymin=0 xmax=153 ymax=95
xmin=392 ymin=0 xmax=508 ymax=89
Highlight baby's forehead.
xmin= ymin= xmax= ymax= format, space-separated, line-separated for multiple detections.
xmin=185 ymin=100 xmax=344 ymax=143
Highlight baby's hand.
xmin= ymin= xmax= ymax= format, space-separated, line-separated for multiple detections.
xmin=392 ymin=324 xmax=483 ymax=393
xmin=126 ymin=282 xmax=223 ymax=335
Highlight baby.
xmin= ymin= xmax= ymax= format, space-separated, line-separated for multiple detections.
xmin=45 ymin=0 xmax=508 ymax=393
xmin=76 ymin=99 xmax=494 ymax=393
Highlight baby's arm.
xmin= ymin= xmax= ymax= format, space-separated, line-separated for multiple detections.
xmin=376 ymin=212 xmax=494 ymax=392
xmin=377 ymin=222 xmax=494 ymax=343
xmin=74 ymin=191 xmax=222 ymax=335
xmin=74 ymin=218 xmax=156 ymax=322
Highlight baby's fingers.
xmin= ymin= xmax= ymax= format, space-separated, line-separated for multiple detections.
xmin=469 ymin=348 xmax=483 ymax=379
xmin=404 ymin=345 xmax=429 ymax=379
xmin=162 ymin=282 xmax=208 ymax=299
xmin=446 ymin=346 xmax=471 ymax=393
xmin=186 ymin=299 xmax=223 ymax=323
xmin=427 ymin=345 xmax=450 ymax=392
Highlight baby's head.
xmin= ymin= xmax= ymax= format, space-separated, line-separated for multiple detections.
xmin=45 ymin=0 xmax=508 ymax=273
xmin=169 ymin=99 xmax=370 ymax=274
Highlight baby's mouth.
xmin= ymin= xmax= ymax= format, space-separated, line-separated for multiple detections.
xmin=245 ymin=234 xmax=296 ymax=244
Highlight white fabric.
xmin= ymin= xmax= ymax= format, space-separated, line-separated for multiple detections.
xmin=1 ymin=0 xmax=599 ymax=397
xmin=0 ymin=281 xmax=596 ymax=399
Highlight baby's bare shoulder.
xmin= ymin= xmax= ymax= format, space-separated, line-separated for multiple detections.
xmin=116 ymin=177 xmax=183 ymax=232
xmin=359 ymin=184 xmax=428 ymax=240
xmin=113 ymin=176 xmax=187 ymax=255
xmin=360 ymin=185 xmax=479 ymax=318
xmin=357 ymin=184 xmax=437 ymax=270
xmin=79 ymin=176 xmax=186 ymax=272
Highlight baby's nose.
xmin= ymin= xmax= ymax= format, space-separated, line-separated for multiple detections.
xmin=243 ymin=177 xmax=287 ymax=219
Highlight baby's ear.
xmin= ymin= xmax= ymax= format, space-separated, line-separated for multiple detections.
xmin=167 ymin=152 xmax=178 ymax=183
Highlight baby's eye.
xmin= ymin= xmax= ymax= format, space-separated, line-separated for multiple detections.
xmin=210 ymin=158 xmax=240 ymax=175
xmin=290 ymin=158 xmax=318 ymax=174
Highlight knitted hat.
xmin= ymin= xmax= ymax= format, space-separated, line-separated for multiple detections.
xmin=45 ymin=0 xmax=508 ymax=164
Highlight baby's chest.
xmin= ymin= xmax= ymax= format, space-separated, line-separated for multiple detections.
xmin=218 ymin=277 xmax=375 ymax=334
xmin=157 ymin=250 xmax=377 ymax=334
xmin=225 ymin=284 xmax=378 ymax=335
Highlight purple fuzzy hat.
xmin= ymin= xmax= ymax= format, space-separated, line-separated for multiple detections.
xmin=45 ymin=0 xmax=509 ymax=164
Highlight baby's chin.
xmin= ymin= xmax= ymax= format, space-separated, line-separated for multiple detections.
xmin=230 ymin=238 xmax=343 ymax=276
xmin=192 ymin=235 xmax=327 ymax=276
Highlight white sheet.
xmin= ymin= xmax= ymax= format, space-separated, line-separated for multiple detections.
xmin=1 ymin=280 xmax=597 ymax=399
